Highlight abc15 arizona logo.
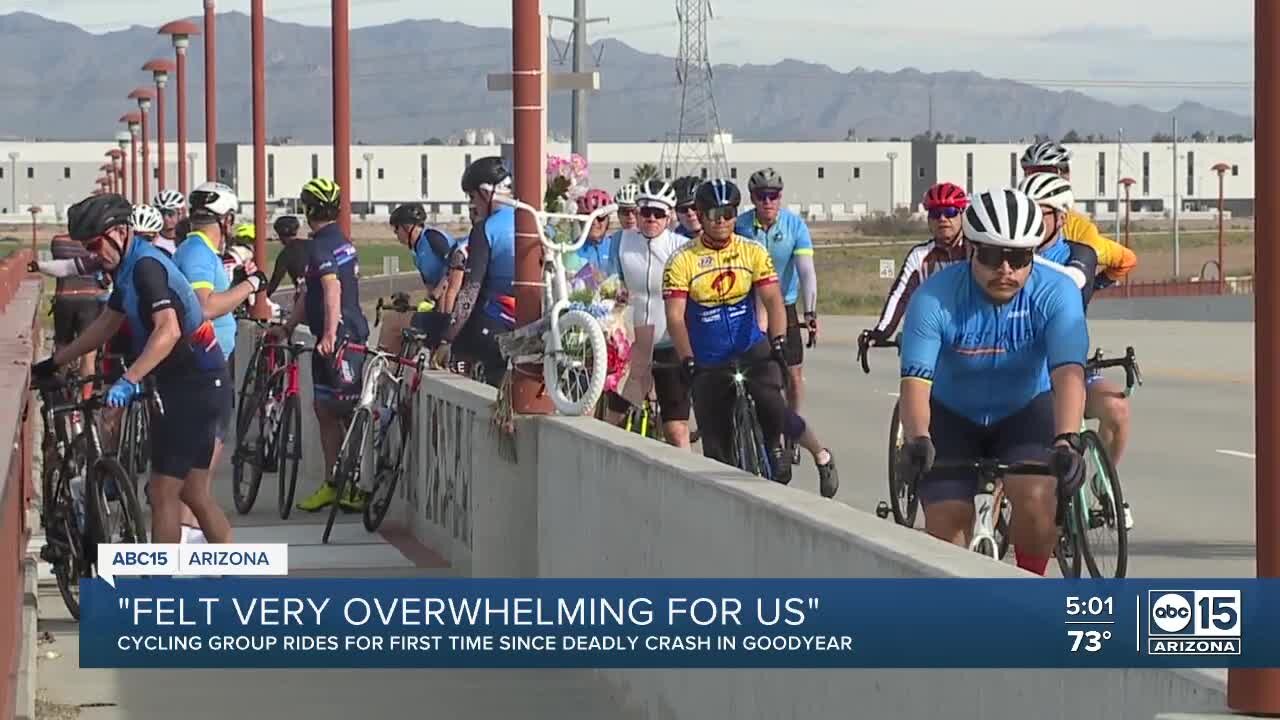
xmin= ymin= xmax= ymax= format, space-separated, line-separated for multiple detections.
xmin=1146 ymin=590 xmax=1242 ymax=655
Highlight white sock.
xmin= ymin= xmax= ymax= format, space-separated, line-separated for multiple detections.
xmin=181 ymin=525 xmax=207 ymax=544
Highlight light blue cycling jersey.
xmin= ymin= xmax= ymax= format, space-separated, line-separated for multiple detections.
xmin=411 ymin=227 xmax=456 ymax=287
xmin=173 ymin=230 xmax=236 ymax=357
xmin=735 ymin=208 xmax=813 ymax=306
xmin=900 ymin=258 xmax=1088 ymax=425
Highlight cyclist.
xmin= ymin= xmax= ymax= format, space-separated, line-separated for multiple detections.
xmin=663 ymin=178 xmax=838 ymax=497
xmin=861 ymin=182 xmax=969 ymax=350
xmin=671 ymin=176 xmax=702 ymax=239
xmin=263 ymin=215 xmax=308 ymax=297
xmin=131 ymin=205 xmax=170 ymax=253
xmin=391 ymin=202 xmax=464 ymax=345
xmin=736 ymin=168 xmax=817 ymax=451
xmin=896 ymin=188 xmax=1088 ymax=577
xmin=153 ymin=189 xmax=186 ymax=250
xmin=614 ymin=182 xmax=640 ymax=231
xmin=603 ymin=179 xmax=692 ymax=446
xmin=35 ymin=221 xmax=112 ymax=390
xmin=573 ymin=189 xmax=617 ymax=273
xmin=276 ymin=179 xmax=369 ymax=512
xmin=32 ymin=192 xmax=233 ymax=546
xmin=431 ymin=157 xmax=516 ymax=388
xmin=1020 ymin=141 xmax=1138 ymax=289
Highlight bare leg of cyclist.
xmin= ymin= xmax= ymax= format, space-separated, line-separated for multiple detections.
xmin=923 ymin=500 xmax=973 ymax=546
xmin=315 ymin=401 xmax=345 ymax=485
xmin=663 ymin=421 xmax=690 ymax=448
xmin=148 ymin=475 xmax=186 ymax=544
xmin=1086 ymin=380 xmax=1130 ymax=464
xmin=787 ymin=366 xmax=803 ymax=412
xmin=179 ymin=440 xmax=226 ymax=542
xmin=179 ymin=467 xmax=232 ymax=543
xmin=1003 ymin=475 xmax=1058 ymax=575
xmin=78 ymin=350 xmax=96 ymax=400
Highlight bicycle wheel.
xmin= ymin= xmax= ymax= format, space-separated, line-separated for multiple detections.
xmin=231 ymin=386 xmax=270 ymax=514
xmin=1076 ymin=430 xmax=1129 ymax=578
xmin=324 ymin=408 xmax=370 ymax=544
xmin=132 ymin=405 xmax=150 ymax=475
xmin=731 ymin=392 xmax=771 ymax=479
xmin=237 ymin=341 xmax=266 ymax=404
xmin=364 ymin=403 xmax=407 ymax=532
xmin=544 ymin=309 xmax=607 ymax=416
xmin=95 ymin=457 xmax=146 ymax=544
xmin=1055 ymin=497 xmax=1084 ymax=578
xmin=275 ymin=395 xmax=303 ymax=520
xmin=45 ymin=467 xmax=82 ymax=620
xmin=886 ymin=401 xmax=918 ymax=527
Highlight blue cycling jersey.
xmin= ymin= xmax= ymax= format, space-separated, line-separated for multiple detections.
xmin=574 ymin=233 xmax=618 ymax=275
xmin=412 ymin=227 xmax=455 ymax=287
xmin=899 ymin=259 xmax=1088 ymax=425
xmin=173 ymin=231 xmax=236 ymax=357
xmin=481 ymin=206 xmax=516 ymax=306
xmin=735 ymin=208 xmax=814 ymax=306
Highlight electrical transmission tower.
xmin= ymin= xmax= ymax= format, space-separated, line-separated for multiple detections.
xmin=660 ymin=0 xmax=728 ymax=180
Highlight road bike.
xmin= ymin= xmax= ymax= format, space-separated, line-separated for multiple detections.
xmin=493 ymin=197 xmax=612 ymax=416
xmin=323 ymin=341 xmax=424 ymax=543
xmin=35 ymin=374 xmax=150 ymax=619
xmin=860 ymin=334 xmax=923 ymax=528
xmin=694 ymin=354 xmax=791 ymax=482
xmin=922 ymin=459 xmax=1029 ymax=560
xmin=231 ymin=322 xmax=310 ymax=519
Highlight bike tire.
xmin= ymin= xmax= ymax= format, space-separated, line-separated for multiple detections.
xmin=132 ymin=405 xmax=150 ymax=475
xmin=1076 ymin=430 xmax=1129 ymax=578
xmin=96 ymin=457 xmax=146 ymax=544
xmin=364 ymin=406 xmax=407 ymax=533
xmin=324 ymin=409 xmax=370 ymax=544
xmin=83 ymin=460 xmax=117 ymax=571
xmin=231 ymin=386 xmax=269 ymax=515
xmin=1055 ymin=497 xmax=1084 ymax=578
xmin=275 ymin=394 xmax=303 ymax=520
xmin=544 ymin=309 xmax=608 ymax=416
xmin=237 ymin=342 xmax=266 ymax=405
xmin=886 ymin=402 xmax=918 ymax=528
xmin=47 ymin=467 xmax=82 ymax=620
xmin=731 ymin=392 xmax=770 ymax=479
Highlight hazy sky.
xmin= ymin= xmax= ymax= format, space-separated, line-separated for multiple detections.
xmin=10 ymin=0 xmax=1254 ymax=114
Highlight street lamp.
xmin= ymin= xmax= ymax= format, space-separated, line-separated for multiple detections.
xmin=159 ymin=20 xmax=200 ymax=196
xmin=7 ymin=151 xmax=18 ymax=214
xmin=333 ymin=0 xmax=352 ymax=236
xmin=28 ymin=205 xmax=40 ymax=253
xmin=105 ymin=150 xmax=121 ymax=194
xmin=885 ymin=151 xmax=898 ymax=214
xmin=362 ymin=152 xmax=374 ymax=219
xmin=143 ymin=58 xmax=176 ymax=193
xmin=115 ymin=130 xmax=132 ymax=201
xmin=121 ymin=113 xmax=142 ymax=203
xmin=1212 ymin=162 xmax=1232 ymax=294
xmin=129 ymin=87 xmax=156 ymax=203
xmin=203 ymin=0 xmax=218 ymax=184
xmin=187 ymin=152 xmax=199 ymax=197
xmin=99 ymin=163 xmax=115 ymax=195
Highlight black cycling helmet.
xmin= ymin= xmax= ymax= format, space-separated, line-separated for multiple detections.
xmin=390 ymin=203 xmax=427 ymax=228
xmin=693 ymin=178 xmax=741 ymax=213
xmin=273 ymin=215 xmax=301 ymax=238
xmin=67 ymin=193 xmax=133 ymax=242
xmin=461 ymin=156 xmax=511 ymax=195
xmin=672 ymin=176 xmax=701 ymax=209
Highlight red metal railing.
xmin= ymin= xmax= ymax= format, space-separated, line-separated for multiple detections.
xmin=1095 ymin=276 xmax=1255 ymax=299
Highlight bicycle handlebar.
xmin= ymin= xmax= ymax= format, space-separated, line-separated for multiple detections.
xmin=1085 ymin=346 xmax=1142 ymax=392
xmin=495 ymin=196 xmax=619 ymax=255
xmin=857 ymin=335 xmax=900 ymax=374
xmin=928 ymin=458 xmax=1056 ymax=478
xmin=43 ymin=375 xmax=162 ymax=417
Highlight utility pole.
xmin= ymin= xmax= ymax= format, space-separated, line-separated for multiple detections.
xmin=550 ymin=2 xmax=608 ymax=160
xmin=1172 ymin=115 xmax=1181 ymax=278
xmin=1114 ymin=128 xmax=1123 ymax=237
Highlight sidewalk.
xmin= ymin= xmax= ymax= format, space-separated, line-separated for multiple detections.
xmin=32 ymin=463 xmax=637 ymax=720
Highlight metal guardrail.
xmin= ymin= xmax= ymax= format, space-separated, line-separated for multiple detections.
xmin=1095 ymin=276 xmax=1255 ymax=299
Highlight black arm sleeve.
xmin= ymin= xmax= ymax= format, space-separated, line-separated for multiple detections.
xmin=133 ymin=258 xmax=177 ymax=317
xmin=1065 ymin=241 xmax=1099 ymax=309
xmin=443 ymin=224 xmax=490 ymax=343
xmin=265 ymin=251 xmax=291 ymax=297
xmin=286 ymin=243 xmax=309 ymax=285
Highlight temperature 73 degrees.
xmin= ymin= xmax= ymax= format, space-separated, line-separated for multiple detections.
xmin=1068 ymin=629 xmax=1112 ymax=652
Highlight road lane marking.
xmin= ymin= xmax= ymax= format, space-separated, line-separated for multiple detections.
xmin=1216 ymin=449 xmax=1256 ymax=460
xmin=885 ymin=392 xmax=899 ymax=397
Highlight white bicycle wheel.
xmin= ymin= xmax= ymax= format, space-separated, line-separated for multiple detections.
xmin=543 ymin=309 xmax=607 ymax=416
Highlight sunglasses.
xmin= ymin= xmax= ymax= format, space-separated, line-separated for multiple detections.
xmin=927 ymin=206 xmax=962 ymax=220
xmin=618 ymin=207 xmax=638 ymax=215
xmin=973 ymin=244 xmax=1034 ymax=270
xmin=639 ymin=207 xmax=668 ymax=220
xmin=676 ymin=204 xmax=697 ymax=214
xmin=701 ymin=206 xmax=738 ymax=223
xmin=592 ymin=215 xmax=610 ymax=223
xmin=753 ymin=191 xmax=781 ymax=202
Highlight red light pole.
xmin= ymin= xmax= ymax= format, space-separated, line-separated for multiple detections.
xmin=1119 ymin=177 xmax=1135 ymax=298
xmin=108 ymin=149 xmax=124 ymax=195
xmin=129 ymin=88 xmax=156 ymax=203
xmin=99 ymin=163 xmax=114 ymax=194
xmin=115 ymin=133 xmax=131 ymax=199
xmin=1230 ymin=0 xmax=1280 ymax=714
xmin=332 ymin=0 xmax=352 ymax=237
xmin=250 ymin=0 xmax=268 ymax=318
xmin=143 ymin=58 xmax=175 ymax=193
xmin=203 ymin=0 xmax=217 ymax=184
xmin=28 ymin=206 xmax=40 ymax=253
xmin=1211 ymin=162 xmax=1232 ymax=295
xmin=120 ymin=113 xmax=142 ymax=203
xmin=159 ymin=20 xmax=200 ymax=197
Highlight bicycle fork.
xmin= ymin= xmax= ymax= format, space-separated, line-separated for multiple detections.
xmin=969 ymin=479 xmax=1003 ymax=558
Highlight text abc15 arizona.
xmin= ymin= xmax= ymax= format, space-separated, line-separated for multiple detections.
xmin=1146 ymin=590 xmax=1242 ymax=655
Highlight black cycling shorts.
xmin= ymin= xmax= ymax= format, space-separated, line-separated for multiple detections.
xmin=691 ymin=340 xmax=788 ymax=465
xmin=603 ymin=346 xmax=692 ymax=423
xmin=453 ymin=312 xmax=509 ymax=388
xmin=920 ymin=392 xmax=1056 ymax=505
xmin=150 ymin=373 xmax=226 ymax=479
xmin=53 ymin=298 xmax=103 ymax=348
xmin=410 ymin=310 xmax=450 ymax=349
xmin=783 ymin=304 xmax=804 ymax=367
xmin=312 ymin=338 xmax=366 ymax=410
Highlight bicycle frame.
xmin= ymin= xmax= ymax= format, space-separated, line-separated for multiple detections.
xmin=494 ymin=196 xmax=618 ymax=354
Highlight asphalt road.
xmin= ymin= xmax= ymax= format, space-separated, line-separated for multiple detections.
xmin=778 ymin=315 xmax=1257 ymax=578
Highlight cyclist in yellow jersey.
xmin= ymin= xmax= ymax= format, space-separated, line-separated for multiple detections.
xmin=1021 ymin=141 xmax=1135 ymax=465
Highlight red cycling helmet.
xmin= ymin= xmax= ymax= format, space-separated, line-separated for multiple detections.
xmin=922 ymin=182 xmax=969 ymax=211
xmin=577 ymin=189 xmax=613 ymax=214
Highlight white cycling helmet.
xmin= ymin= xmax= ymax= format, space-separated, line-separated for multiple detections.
xmin=615 ymin=182 xmax=640 ymax=208
xmin=962 ymin=188 xmax=1044 ymax=249
xmin=1018 ymin=173 xmax=1074 ymax=214
xmin=188 ymin=181 xmax=239 ymax=218
xmin=1020 ymin=141 xmax=1072 ymax=170
xmin=153 ymin=189 xmax=185 ymax=212
xmin=130 ymin=204 xmax=164 ymax=234
xmin=635 ymin=179 xmax=677 ymax=210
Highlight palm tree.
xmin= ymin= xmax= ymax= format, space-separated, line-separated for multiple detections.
xmin=628 ymin=163 xmax=659 ymax=185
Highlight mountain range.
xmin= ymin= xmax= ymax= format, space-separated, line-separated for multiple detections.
xmin=0 ymin=11 xmax=1252 ymax=144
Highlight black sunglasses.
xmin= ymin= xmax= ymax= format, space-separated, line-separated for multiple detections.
xmin=639 ymin=207 xmax=668 ymax=219
xmin=701 ymin=206 xmax=738 ymax=223
xmin=928 ymin=206 xmax=962 ymax=220
xmin=973 ymin=244 xmax=1034 ymax=270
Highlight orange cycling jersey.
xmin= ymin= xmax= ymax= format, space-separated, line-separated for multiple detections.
xmin=1064 ymin=210 xmax=1136 ymax=282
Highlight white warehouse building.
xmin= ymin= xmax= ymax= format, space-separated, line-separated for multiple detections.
xmin=0 ymin=138 xmax=1254 ymax=224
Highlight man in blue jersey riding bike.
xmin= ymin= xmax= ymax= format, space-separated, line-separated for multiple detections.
xmin=897 ymin=188 xmax=1089 ymax=577
xmin=33 ymin=192 xmax=233 ymax=545
xmin=664 ymin=178 xmax=838 ymax=497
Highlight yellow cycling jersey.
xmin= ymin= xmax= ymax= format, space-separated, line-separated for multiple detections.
xmin=662 ymin=234 xmax=778 ymax=364
xmin=1065 ymin=210 xmax=1137 ymax=281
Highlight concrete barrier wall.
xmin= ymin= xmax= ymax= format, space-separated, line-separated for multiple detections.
xmin=1091 ymin=295 xmax=1253 ymax=322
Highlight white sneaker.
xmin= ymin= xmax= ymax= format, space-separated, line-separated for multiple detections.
xmin=180 ymin=525 xmax=207 ymax=544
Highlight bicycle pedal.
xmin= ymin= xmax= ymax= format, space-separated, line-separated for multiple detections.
xmin=874 ymin=501 xmax=891 ymax=519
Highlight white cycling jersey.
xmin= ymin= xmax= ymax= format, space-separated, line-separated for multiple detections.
xmin=614 ymin=228 xmax=688 ymax=348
